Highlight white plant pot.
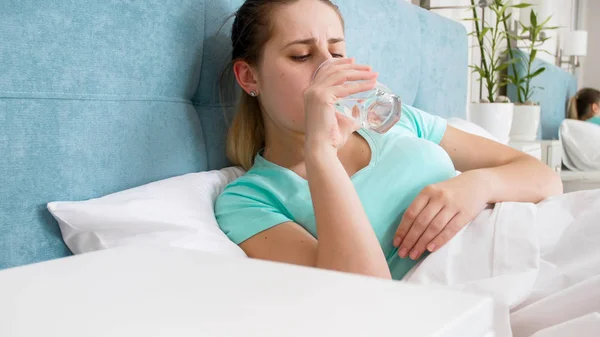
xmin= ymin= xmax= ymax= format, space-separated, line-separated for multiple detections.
xmin=469 ymin=102 xmax=514 ymax=144
xmin=510 ymin=104 xmax=541 ymax=141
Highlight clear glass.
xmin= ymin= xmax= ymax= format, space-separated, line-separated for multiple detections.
xmin=311 ymin=59 xmax=402 ymax=134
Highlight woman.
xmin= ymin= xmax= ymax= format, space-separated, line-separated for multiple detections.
xmin=215 ymin=0 xmax=562 ymax=280
xmin=568 ymin=87 xmax=600 ymax=126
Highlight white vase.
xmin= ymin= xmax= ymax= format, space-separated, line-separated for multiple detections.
xmin=469 ymin=102 xmax=514 ymax=144
xmin=510 ymin=104 xmax=541 ymax=141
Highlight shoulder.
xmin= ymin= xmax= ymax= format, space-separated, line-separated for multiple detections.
xmin=216 ymin=169 xmax=281 ymax=210
xmin=215 ymin=166 xmax=294 ymax=244
xmin=389 ymin=104 xmax=447 ymax=144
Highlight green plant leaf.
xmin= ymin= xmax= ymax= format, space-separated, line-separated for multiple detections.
xmin=481 ymin=26 xmax=492 ymax=37
xmin=530 ymin=9 xmax=537 ymax=27
xmin=539 ymin=15 xmax=552 ymax=28
xmin=537 ymin=49 xmax=556 ymax=57
xmin=496 ymin=63 xmax=511 ymax=72
xmin=506 ymin=32 xmax=521 ymax=40
xmin=525 ymin=67 xmax=546 ymax=79
xmin=510 ymin=3 xmax=533 ymax=9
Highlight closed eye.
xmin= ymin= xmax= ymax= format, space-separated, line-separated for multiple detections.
xmin=291 ymin=53 xmax=345 ymax=62
xmin=291 ymin=54 xmax=310 ymax=61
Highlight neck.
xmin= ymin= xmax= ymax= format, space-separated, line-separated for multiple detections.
xmin=262 ymin=122 xmax=307 ymax=170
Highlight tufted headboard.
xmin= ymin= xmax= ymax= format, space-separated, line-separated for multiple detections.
xmin=0 ymin=0 xmax=467 ymax=269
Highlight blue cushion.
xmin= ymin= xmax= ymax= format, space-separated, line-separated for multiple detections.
xmin=0 ymin=0 xmax=467 ymax=269
xmin=0 ymin=0 xmax=209 ymax=269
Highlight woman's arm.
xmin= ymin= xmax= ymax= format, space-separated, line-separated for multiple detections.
xmin=305 ymin=146 xmax=391 ymax=278
xmin=440 ymin=126 xmax=563 ymax=203
xmin=394 ymin=125 xmax=563 ymax=261
xmin=239 ymin=149 xmax=391 ymax=279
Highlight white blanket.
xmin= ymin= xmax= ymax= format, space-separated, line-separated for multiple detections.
xmin=404 ymin=189 xmax=600 ymax=337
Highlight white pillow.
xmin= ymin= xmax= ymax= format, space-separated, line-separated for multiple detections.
xmin=559 ymin=119 xmax=600 ymax=171
xmin=47 ymin=167 xmax=248 ymax=258
xmin=446 ymin=117 xmax=503 ymax=144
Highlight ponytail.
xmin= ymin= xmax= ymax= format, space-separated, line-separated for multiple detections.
xmin=567 ymin=95 xmax=579 ymax=120
xmin=226 ymin=92 xmax=265 ymax=171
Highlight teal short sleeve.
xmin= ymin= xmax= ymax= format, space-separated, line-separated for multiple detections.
xmin=394 ymin=104 xmax=447 ymax=144
xmin=588 ymin=116 xmax=600 ymax=126
xmin=215 ymin=184 xmax=292 ymax=244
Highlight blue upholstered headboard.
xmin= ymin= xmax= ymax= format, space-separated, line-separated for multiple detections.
xmin=507 ymin=49 xmax=578 ymax=140
xmin=0 ymin=0 xmax=468 ymax=269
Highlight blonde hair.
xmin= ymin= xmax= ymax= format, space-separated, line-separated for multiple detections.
xmin=226 ymin=92 xmax=265 ymax=171
xmin=567 ymin=88 xmax=600 ymax=121
xmin=223 ymin=0 xmax=344 ymax=171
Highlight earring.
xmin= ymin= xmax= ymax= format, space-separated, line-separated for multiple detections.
xmin=250 ymin=91 xmax=257 ymax=97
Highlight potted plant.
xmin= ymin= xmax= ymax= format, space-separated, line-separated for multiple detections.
xmin=468 ymin=0 xmax=517 ymax=144
xmin=505 ymin=6 xmax=557 ymax=141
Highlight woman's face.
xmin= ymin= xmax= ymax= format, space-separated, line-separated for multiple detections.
xmin=248 ymin=0 xmax=346 ymax=134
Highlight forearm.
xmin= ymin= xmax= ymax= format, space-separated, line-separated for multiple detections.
xmin=306 ymin=147 xmax=391 ymax=279
xmin=471 ymin=155 xmax=563 ymax=204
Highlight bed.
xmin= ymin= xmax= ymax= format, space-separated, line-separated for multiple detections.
xmin=2 ymin=1 xmax=598 ymax=336
xmin=507 ymin=50 xmax=600 ymax=193
xmin=561 ymin=170 xmax=600 ymax=193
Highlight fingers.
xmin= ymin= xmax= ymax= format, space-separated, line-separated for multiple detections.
xmin=396 ymin=200 xmax=444 ymax=259
xmin=320 ymin=68 xmax=378 ymax=87
xmin=313 ymin=59 xmax=373 ymax=84
xmin=393 ymin=193 xmax=428 ymax=251
xmin=411 ymin=208 xmax=458 ymax=260
xmin=336 ymin=112 xmax=361 ymax=134
xmin=428 ymin=212 xmax=470 ymax=252
xmin=313 ymin=58 xmax=372 ymax=80
xmin=330 ymin=79 xmax=377 ymax=98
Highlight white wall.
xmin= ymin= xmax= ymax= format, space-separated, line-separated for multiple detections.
xmin=581 ymin=0 xmax=600 ymax=89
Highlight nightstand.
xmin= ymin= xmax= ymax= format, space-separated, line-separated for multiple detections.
xmin=508 ymin=140 xmax=563 ymax=172
xmin=509 ymin=140 xmax=542 ymax=161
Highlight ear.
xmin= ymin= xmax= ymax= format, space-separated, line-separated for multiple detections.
xmin=233 ymin=60 xmax=259 ymax=96
xmin=593 ymin=102 xmax=600 ymax=115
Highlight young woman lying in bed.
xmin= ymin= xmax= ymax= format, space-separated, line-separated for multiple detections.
xmin=214 ymin=0 xmax=562 ymax=280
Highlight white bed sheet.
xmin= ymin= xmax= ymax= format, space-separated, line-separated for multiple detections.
xmin=404 ymin=189 xmax=600 ymax=337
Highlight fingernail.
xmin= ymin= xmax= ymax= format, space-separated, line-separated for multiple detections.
xmin=410 ymin=250 xmax=419 ymax=260
xmin=427 ymin=243 xmax=436 ymax=252
xmin=393 ymin=237 xmax=400 ymax=247
xmin=399 ymin=247 xmax=408 ymax=258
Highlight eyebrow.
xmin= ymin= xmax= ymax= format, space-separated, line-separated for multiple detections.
xmin=281 ymin=37 xmax=345 ymax=50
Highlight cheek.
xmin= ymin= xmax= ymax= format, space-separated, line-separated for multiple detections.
xmin=262 ymin=66 xmax=310 ymax=127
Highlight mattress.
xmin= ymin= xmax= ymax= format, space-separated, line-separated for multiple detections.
xmin=560 ymin=170 xmax=600 ymax=193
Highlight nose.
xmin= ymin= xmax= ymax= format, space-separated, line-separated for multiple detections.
xmin=316 ymin=50 xmax=334 ymax=65
xmin=312 ymin=51 xmax=335 ymax=81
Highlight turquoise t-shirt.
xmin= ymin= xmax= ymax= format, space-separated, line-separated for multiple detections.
xmin=587 ymin=116 xmax=600 ymax=126
xmin=215 ymin=104 xmax=457 ymax=280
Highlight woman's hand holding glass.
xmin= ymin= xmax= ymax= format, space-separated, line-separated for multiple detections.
xmin=303 ymin=58 xmax=378 ymax=152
